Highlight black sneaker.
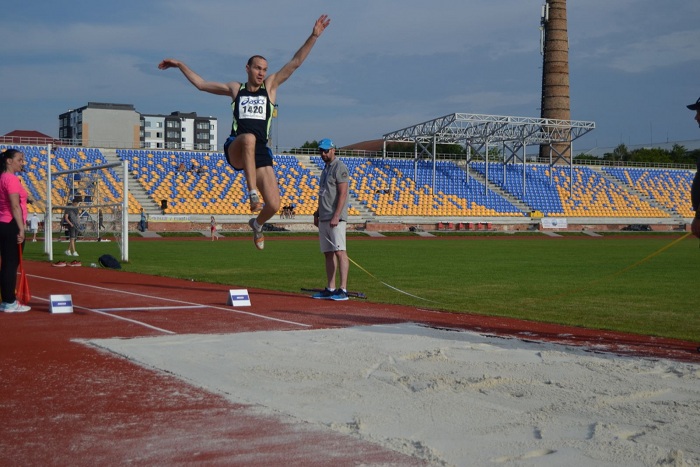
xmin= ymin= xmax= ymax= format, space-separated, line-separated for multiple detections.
xmin=330 ymin=289 xmax=349 ymax=301
xmin=312 ymin=288 xmax=335 ymax=299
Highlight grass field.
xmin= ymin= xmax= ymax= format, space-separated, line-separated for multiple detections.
xmin=24 ymin=232 xmax=700 ymax=342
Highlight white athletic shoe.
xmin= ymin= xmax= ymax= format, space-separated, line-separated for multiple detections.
xmin=73 ymin=251 xmax=80 ymax=257
xmin=65 ymin=250 xmax=72 ymax=256
xmin=248 ymin=218 xmax=264 ymax=250
xmin=1 ymin=301 xmax=30 ymax=313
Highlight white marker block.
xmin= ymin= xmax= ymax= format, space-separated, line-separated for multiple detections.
xmin=50 ymin=294 xmax=74 ymax=314
xmin=227 ymin=289 xmax=251 ymax=307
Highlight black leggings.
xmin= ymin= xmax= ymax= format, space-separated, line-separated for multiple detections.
xmin=0 ymin=221 xmax=23 ymax=304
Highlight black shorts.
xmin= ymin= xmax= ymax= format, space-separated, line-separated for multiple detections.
xmin=224 ymin=135 xmax=274 ymax=171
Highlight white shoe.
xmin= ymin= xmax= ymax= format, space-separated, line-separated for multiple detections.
xmin=248 ymin=218 xmax=264 ymax=250
xmin=73 ymin=251 xmax=80 ymax=257
xmin=65 ymin=250 xmax=72 ymax=256
xmin=1 ymin=301 xmax=30 ymax=313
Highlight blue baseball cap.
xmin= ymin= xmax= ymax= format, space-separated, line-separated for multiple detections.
xmin=318 ymin=138 xmax=335 ymax=150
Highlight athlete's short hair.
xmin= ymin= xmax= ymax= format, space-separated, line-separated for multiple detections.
xmin=247 ymin=55 xmax=267 ymax=67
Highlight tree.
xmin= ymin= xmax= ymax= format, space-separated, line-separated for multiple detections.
xmin=687 ymin=148 xmax=700 ymax=165
xmin=669 ymin=144 xmax=696 ymax=165
xmin=603 ymin=144 xmax=629 ymax=163
xmin=299 ymin=141 xmax=320 ymax=150
xmin=628 ymin=148 xmax=672 ymax=164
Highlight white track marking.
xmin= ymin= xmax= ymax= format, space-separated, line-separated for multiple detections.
xmin=32 ymin=296 xmax=176 ymax=334
xmin=28 ymin=273 xmax=311 ymax=328
xmin=97 ymin=305 xmax=208 ymax=312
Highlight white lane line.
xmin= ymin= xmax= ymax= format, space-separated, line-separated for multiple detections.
xmin=97 ymin=305 xmax=208 ymax=312
xmin=28 ymin=273 xmax=311 ymax=328
xmin=32 ymin=296 xmax=176 ymax=335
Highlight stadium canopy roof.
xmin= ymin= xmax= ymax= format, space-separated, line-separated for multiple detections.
xmin=381 ymin=112 xmax=596 ymax=194
xmin=382 ymin=112 xmax=594 ymax=146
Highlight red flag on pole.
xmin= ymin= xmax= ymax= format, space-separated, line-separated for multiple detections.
xmin=16 ymin=245 xmax=31 ymax=304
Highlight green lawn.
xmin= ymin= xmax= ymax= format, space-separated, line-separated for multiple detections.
xmin=24 ymin=233 xmax=700 ymax=342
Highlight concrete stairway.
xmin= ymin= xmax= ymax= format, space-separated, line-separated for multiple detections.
xmin=462 ymin=168 xmax=533 ymax=213
xmin=296 ymin=154 xmax=376 ymax=221
xmin=100 ymin=149 xmax=162 ymax=216
xmin=590 ymin=166 xmax=685 ymax=223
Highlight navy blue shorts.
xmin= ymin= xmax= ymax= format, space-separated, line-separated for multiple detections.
xmin=223 ymin=135 xmax=274 ymax=171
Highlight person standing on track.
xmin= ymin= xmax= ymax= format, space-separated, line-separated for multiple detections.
xmin=158 ymin=14 xmax=331 ymax=250
xmin=210 ymin=215 xmax=217 ymax=241
xmin=0 ymin=149 xmax=30 ymax=312
xmin=687 ymin=97 xmax=700 ymax=238
xmin=62 ymin=201 xmax=79 ymax=257
xmin=139 ymin=208 xmax=147 ymax=233
xmin=29 ymin=212 xmax=39 ymax=242
xmin=312 ymin=139 xmax=350 ymax=301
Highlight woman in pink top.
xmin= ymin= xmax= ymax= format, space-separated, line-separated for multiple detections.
xmin=0 ymin=148 xmax=30 ymax=312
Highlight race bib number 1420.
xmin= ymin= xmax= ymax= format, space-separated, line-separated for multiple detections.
xmin=239 ymin=96 xmax=267 ymax=120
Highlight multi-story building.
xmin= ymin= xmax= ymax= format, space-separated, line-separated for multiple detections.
xmin=59 ymin=102 xmax=140 ymax=148
xmin=59 ymin=102 xmax=218 ymax=150
xmin=143 ymin=111 xmax=217 ymax=150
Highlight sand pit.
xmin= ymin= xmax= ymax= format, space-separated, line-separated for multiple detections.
xmin=88 ymin=323 xmax=700 ymax=466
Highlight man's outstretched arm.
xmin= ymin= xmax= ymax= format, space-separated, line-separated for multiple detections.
xmin=266 ymin=15 xmax=331 ymax=91
xmin=158 ymin=58 xmax=235 ymax=97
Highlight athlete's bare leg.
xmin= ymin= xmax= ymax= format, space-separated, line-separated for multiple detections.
xmin=227 ymin=133 xmax=262 ymax=212
xmin=246 ymin=166 xmax=280 ymax=250
xmin=323 ymin=252 xmax=337 ymax=291
xmin=335 ymin=250 xmax=349 ymax=291
xmin=254 ymin=166 xmax=280 ymax=224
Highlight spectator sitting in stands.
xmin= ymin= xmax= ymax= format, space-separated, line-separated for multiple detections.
xmin=280 ymin=205 xmax=290 ymax=218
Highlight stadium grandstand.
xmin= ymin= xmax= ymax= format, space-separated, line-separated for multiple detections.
xmin=7 ymin=145 xmax=140 ymax=216
xmin=2 ymin=141 xmax=696 ymax=234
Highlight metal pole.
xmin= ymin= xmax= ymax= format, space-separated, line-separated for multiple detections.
xmin=122 ymin=159 xmax=129 ymax=262
xmin=46 ymin=144 xmax=53 ymax=260
xmin=502 ymin=142 xmax=507 ymax=189
xmin=485 ymin=139 xmax=489 ymax=198
xmin=413 ymin=141 xmax=418 ymax=185
xmin=522 ymin=140 xmax=527 ymax=198
xmin=569 ymin=138 xmax=574 ymax=198
xmin=432 ymin=136 xmax=436 ymax=192
xmin=96 ymin=179 xmax=101 ymax=242
xmin=549 ymin=145 xmax=553 ymax=186
xmin=465 ymin=143 xmax=471 ymax=185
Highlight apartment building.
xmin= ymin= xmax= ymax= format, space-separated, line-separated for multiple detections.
xmin=59 ymin=102 xmax=218 ymax=150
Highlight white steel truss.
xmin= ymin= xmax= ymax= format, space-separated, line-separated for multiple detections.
xmin=382 ymin=113 xmax=595 ymax=145
xmin=381 ymin=113 xmax=596 ymax=198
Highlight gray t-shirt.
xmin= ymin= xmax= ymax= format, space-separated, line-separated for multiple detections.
xmin=318 ymin=157 xmax=350 ymax=221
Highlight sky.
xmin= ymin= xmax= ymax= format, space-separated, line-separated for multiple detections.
xmin=1 ymin=0 xmax=699 ymax=154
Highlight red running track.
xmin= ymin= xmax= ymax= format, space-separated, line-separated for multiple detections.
xmin=1 ymin=260 xmax=697 ymax=466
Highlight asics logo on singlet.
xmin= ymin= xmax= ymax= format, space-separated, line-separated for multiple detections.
xmin=240 ymin=96 xmax=267 ymax=107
